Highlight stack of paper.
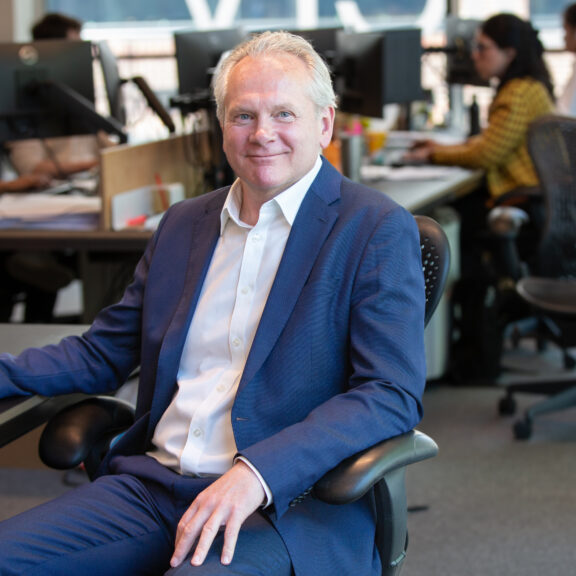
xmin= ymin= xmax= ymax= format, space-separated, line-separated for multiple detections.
xmin=0 ymin=193 xmax=101 ymax=230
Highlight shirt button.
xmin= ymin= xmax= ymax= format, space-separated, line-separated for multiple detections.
xmin=193 ymin=428 xmax=203 ymax=438
xmin=217 ymin=384 xmax=226 ymax=393
xmin=241 ymin=286 xmax=249 ymax=295
xmin=232 ymin=337 xmax=241 ymax=347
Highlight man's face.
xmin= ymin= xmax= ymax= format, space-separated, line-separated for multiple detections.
xmin=221 ymin=53 xmax=334 ymax=201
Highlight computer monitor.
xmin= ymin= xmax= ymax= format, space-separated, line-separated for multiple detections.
xmin=445 ymin=17 xmax=489 ymax=87
xmin=174 ymin=28 xmax=246 ymax=96
xmin=335 ymin=28 xmax=424 ymax=118
xmin=285 ymin=27 xmax=342 ymax=69
xmin=0 ymin=40 xmax=126 ymax=144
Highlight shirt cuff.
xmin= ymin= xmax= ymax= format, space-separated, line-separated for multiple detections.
xmin=234 ymin=455 xmax=273 ymax=508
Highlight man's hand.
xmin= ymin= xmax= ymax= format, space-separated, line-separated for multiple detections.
xmin=170 ymin=460 xmax=266 ymax=568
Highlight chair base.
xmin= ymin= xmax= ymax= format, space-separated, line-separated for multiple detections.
xmin=499 ymin=380 xmax=576 ymax=439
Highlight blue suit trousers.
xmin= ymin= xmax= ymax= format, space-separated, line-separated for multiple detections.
xmin=0 ymin=456 xmax=292 ymax=576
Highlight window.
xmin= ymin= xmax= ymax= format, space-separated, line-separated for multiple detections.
xmin=46 ymin=0 xmax=429 ymax=29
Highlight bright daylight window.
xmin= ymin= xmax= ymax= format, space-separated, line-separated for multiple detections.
xmin=46 ymin=0 xmax=428 ymax=27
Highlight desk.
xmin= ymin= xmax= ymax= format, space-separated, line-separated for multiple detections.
xmin=0 ymin=323 xmax=89 ymax=449
xmin=0 ymin=229 xmax=152 ymax=252
xmin=0 ymin=229 xmax=153 ymax=322
xmin=366 ymin=167 xmax=483 ymax=214
xmin=0 ymin=168 xmax=480 ymax=321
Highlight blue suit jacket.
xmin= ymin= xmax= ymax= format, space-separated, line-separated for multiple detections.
xmin=0 ymin=159 xmax=426 ymax=575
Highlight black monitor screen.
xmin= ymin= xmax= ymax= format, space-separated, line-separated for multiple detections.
xmin=336 ymin=28 xmax=423 ymax=118
xmin=0 ymin=40 xmax=101 ymax=142
xmin=445 ymin=17 xmax=488 ymax=86
xmin=174 ymin=28 xmax=246 ymax=95
xmin=285 ymin=27 xmax=341 ymax=69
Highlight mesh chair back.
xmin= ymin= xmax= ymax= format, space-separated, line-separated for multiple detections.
xmin=414 ymin=215 xmax=451 ymax=326
xmin=527 ymin=115 xmax=576 ymax=278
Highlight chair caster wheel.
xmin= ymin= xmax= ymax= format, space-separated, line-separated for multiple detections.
xmin=514 ymin=418 xmax=532 ymax=440
xmin=498 ymin=396 xmax=516 ymax=416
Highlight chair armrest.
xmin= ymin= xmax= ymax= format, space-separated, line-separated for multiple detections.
xmin=314 ymin=430 xmax=438 ymax=505
xmin=38 ymin=396 xmax=135 ymax=472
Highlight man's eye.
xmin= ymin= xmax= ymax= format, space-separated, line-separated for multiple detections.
xmin=277 ymin=111 xmax=294 ymax=120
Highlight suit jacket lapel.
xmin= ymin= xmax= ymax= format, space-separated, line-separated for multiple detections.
xmin=239 ymin=160 xmax=342 ymax=389
xmin=148 ymin=191 xmax=226 ymax=433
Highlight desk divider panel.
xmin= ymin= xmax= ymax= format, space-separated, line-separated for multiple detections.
xmin=99 ymin=132 xmax=210 ymax=230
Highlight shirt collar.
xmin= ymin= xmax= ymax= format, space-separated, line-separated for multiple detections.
xmin=220 ymin=156 xmax=322 ymax=234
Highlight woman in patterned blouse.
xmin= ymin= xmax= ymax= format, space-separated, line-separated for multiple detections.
xmin=407 ymin=13 xmax=555 ymax=202
xmin=407 ymin=13 xmax=555 ymax=277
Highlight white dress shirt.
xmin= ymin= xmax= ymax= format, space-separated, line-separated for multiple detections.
xmin=147 ymin=157 xmax=322 ymax=487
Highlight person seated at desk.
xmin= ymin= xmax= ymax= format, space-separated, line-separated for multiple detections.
xmin=406 ymin=13 xmax=554 ymax=206
xmin=32 ymin=12 xmax=82 ymax=40
xmin=5 ymin=12 xmax=105 ymax=183
xmin=0 ymin=31 xmax=426 ymax=576
xmin=5 ymin=134 xmax=102 ymax=182
xmin=406 ymin=13 xmax=555 ymax=274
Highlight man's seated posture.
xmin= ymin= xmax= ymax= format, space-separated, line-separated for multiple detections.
xmin=0 ymin=32 xmax=426 ymax=576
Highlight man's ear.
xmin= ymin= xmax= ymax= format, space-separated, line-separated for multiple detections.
xmin=319 ymin=107 xmax=335 ymax=150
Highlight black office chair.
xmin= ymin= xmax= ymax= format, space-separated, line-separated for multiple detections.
xmin=494 ymin=115 xmax=576 ymax=439
xmin=39 ymin=214 xmax=449 ymax=576
xmin=98 ymin=41 xmax=176 ymax=134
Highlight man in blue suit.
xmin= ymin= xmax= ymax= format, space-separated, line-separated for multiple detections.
xmin=0 ymin=31 xmax=426 ymax=575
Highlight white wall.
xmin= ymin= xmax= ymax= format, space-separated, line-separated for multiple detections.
xmin=0 ymin=0 xmax=43 ymax=42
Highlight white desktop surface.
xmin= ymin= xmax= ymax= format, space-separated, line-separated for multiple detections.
xmin=364 ymin=166 xmax=482 ymax=213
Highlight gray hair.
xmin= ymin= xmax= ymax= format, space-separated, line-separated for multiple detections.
xmin=212 ymin=30 xmax=337 ymax=123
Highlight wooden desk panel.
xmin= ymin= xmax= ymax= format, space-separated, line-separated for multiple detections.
xmin=99 ymin=133 xmax=208 ymax=230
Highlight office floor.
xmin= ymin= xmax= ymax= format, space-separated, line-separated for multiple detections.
xmin=403 ymin=381 xmax=576 ymax=576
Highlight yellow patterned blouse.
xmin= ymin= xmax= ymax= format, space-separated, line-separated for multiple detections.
xmin=431 ymin=77 xmax=555 ymax=200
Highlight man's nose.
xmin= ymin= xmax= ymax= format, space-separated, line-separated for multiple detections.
xmin=250 ymin=119 xmax=275 ymax=143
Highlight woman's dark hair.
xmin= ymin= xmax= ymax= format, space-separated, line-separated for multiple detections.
xmin=32 ymin=13 xmax=82 ymax=40
xmin=481 ymin=12 xmax=554 ymax=97
xmin=564 ymin=3 xmax=576 ymax=28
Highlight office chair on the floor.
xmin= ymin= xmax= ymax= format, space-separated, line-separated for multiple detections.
xmin=39 ymin=214 xmax=448 ymax=576
xmin=495 ymin=115 xmax=576 ymax=439
xmin=500 ymin=277 xmax=576 ymax=439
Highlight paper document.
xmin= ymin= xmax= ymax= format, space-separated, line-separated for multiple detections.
xmin=361 ymin=165 xmax=468 ymax=182
xmin=386 ymin=131 xmax=466 ymax=150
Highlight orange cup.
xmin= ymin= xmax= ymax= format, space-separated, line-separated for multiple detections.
xmin=365 ymin=130 xmax=388 ymax=156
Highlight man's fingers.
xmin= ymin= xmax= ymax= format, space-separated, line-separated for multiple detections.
xmin=170 ymin=505 xmax=204 ymax=567
xmin=191 ymin=519 xmax=222 ymax=566
xmin=220 ymin=516 xmax=242 ymax=565
xmin=170 ymin=463 xmax=265 ymax=567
